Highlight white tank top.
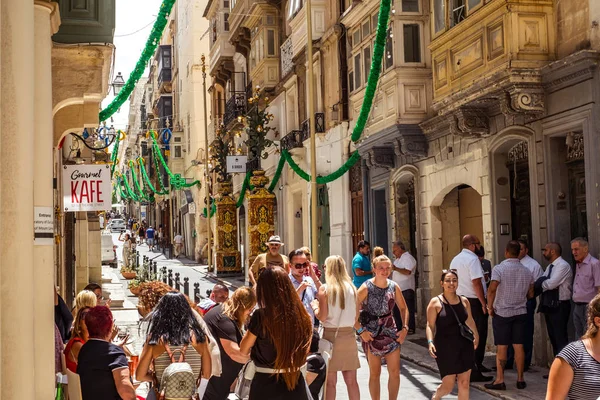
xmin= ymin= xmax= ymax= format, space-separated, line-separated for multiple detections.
xmin=323 ymin=282 xmax=357 ymax=328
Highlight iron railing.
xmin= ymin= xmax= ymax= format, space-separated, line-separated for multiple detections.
xmin=223 ymin=92 xmax=247 ymax=126
xmin=280 ymin=36 xmax=294 ymax=78
xmin=280 ymin=129 xmax=308 ymax=150
xmin=300 ymin=112 xmax=326 ymax=135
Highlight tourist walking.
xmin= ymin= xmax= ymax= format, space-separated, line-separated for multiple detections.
xmin=77 ymin=306 xmax=137 ymax=400
xmin=118 ymin=232 xmax=134 ymax=268
xmin=484 ymin=241 xmax=534 ymax=391
xmin=352 ymin=240 xmax=372 ymax=288
xmin=136 ymin=291 xmax=212 ymax=399
xmin=146 ymin=225 xmax=156 ymax=251
xmin=289 ymin=248 xmax=321 ymax=326
xmin=426 ymin=269 xmax=478 ymax=400
xmin=355 ymin=255 xmax=409 ymax=400
xmin=570 ymin=237 xmax=600 ymax=339
xmin=249 ymin=235 xmax=289 ymax=286
xmin=173 ymin=233 xmax=185 ymax=258
xmin=449 ymin=235 xmax=491 ymax=381
xmin=546 ymin=293 xmax=600 ymax=400
xmin=314 ymin=255 xmax=361 ymax=400
xmin=138 ymin=223 xmax=146 ymax=245
xmin=240 ymin=266 xmax=313 ymax=399
xmin=537 ymin=242 xmax=572 ymax=357
xmin=203 ymin=287 xmax=257 ymax=400
xmin=391 ymin=240 xmax=417 ymax=334
xmin=506 ymin=239 xmax=543 ymax=370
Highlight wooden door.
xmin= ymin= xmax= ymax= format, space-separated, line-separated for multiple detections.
xmin=508 ymin=161 xmax=533 ymax=242
xmin=349 ymin=161 xmax=364 ymax=253
xmin=568 ymin=161 xmax=587 ymax=240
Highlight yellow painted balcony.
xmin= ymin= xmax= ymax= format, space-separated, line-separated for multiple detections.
xmin=430 ymin=0 xmax=555 ymax=107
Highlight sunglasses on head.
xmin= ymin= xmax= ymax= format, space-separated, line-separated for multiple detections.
xmin=442 ymin=269 xmax=457 ymax=273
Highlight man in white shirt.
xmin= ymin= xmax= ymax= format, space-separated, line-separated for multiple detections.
xmin=391 ymin=240 xmax=417 ymax=334
xmin=450 ymin=234 xmax=492 ymax=381
xmin=506 ymin=239 xmax=544 ymax=370
xmin=540 ymin=242 xmax=573 ymax=357
xmin=173 ymin=234 xmax=185 ymax=258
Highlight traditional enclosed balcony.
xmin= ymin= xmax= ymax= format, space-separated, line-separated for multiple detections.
xmin=430 ymin=0 xmax=555 ymax=113
xmin=53 ymin=0 xmax=115 ymax=44
xmin=288 ymin=0 xmax=327 ymax=59
xmin=157 ymin=45 xmax=172 ymax=94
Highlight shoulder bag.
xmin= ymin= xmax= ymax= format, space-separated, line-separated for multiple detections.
xmin=440 ymin=295 xmax=475 ymax=343
xmin=318 ymin=287 xmax=343 ymax=355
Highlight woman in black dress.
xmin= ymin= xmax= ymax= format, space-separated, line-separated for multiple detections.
xmin=240 ymin=266 xmax=313 ymax=400
xmin=426 ymin=270 xmax=479 ymax=400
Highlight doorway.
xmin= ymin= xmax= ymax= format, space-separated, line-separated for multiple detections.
xmin=317 ymin=185 xmax=330 ymax=263
xmin=372 ymin=188 xmax=389 ymax=255
xmin=350 ymin=161 xmax=364 ymax=253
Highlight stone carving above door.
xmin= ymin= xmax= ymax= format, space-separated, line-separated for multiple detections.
xmin=500 ymin=86 xmax=545 ymax=117
xmin=449 ymin=108 xmax=490 ymax=137
xmin=366 ymin=147 xmax=395 ymax=169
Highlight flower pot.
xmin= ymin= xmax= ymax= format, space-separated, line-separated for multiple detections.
xmin=121 ymin=271 xmax=137 ymax=280
xmin=129 ymin=285 xmax=141 ymax=296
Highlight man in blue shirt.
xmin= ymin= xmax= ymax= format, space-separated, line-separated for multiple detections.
xmin=288 ymin=248 xmax=321 ymax=326
xmin=352 ymin=240 xmax=372 ymax=288
xmin=146 ymin=226 xmax=156 ymax=251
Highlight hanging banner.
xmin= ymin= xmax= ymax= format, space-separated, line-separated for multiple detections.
xmin=63 ymin=165 xmax=112 ymax=212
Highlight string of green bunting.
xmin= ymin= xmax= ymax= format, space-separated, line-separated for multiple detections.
xmin=99 ymin=0 xmax=176 ymax=122
xmin=138 ymin=157 xmax=168 ymax=195
xmin=129 ymin=161 xmax=151 ymax=201
xmin=267 ymin=155 xmax=286 ymax=192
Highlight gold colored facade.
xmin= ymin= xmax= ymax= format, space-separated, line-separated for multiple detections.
xmin=246 ymin=170 xmax=276 ymax=262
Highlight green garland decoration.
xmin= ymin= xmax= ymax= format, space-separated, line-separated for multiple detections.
xmin=116 ymin=177 xmax=130 ymax=200
xmin=202 ymin=203 xmax=217 ymax=218
xmin=281 ymin=149 xmax=361 ymax=184
xmin=121 ymin=172 xmax=140 ymax=201
xmin=235 ymin=171 xmax=253 ymax=208
xmin=138 ymin=157 xmax=168 ymax=195
xmin=99 ymin=0 xmax=176 ymax=122
xmin=350 ymin=0 xmax=390 ymax=142
xmin=129 ymin=161 xmax=151 ymax=201
xmin=267 ymin=155 xmax=286 ymax=192
xmin=151 ymin=145 xmax=169 ymax=193
xmin=110 ymin=132 xmax=122 ymax=179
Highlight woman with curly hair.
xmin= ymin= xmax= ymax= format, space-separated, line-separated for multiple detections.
xmin=240 ymin=266 xmax=313 ymax=399
xmin=136 ymin=291 xmax=212 ymax=398
xmin=203 ymin=287 xmax=257 ymax=400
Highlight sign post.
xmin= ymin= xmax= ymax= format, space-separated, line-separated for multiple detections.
xmin=226 ymin=156 xmax=247 ymax=174
xmin=62 ymin=165 xmax=112 ymax=212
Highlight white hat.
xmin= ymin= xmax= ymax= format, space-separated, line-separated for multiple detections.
xmin=265 ymin=235 xmax=284 ymax=246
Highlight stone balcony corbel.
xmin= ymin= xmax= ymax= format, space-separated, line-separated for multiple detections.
xmin=449 ymin=108 xmax=490 ymax=138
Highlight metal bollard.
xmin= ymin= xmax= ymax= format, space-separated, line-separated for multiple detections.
xmin=168 ymin=269 xmax=173 ymax=287
xmin=152 ymin=261 xmax=157 ymax=276
xmin=183 ymin=277 xmax=190 ymax=296
xmin=193 ymin=282 xmax=200 ymax=303
xmin=175 ymin=272 xmax=181 ymax=291
xmin=161 ymin=267 xmax=167 ymax=284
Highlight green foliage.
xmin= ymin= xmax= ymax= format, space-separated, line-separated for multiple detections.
xmin=240 ymin=88 xmax=277 ymax=163
xmin=210 ymin=125 xmax=233 ymax=183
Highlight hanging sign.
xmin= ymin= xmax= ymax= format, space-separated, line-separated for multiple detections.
xmin=227 ymin=155 xmax=247 ymax=173
xmin=63 ymin=165 xmax=112 ymax=212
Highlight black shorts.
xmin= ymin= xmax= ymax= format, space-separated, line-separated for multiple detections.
xmin=492 ymin=314 xmax=527 ymax=345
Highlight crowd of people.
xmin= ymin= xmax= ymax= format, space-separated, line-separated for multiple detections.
xmin=53 ymin=228 xmax=600 ymax=400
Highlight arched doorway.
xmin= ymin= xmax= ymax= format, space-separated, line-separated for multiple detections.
xmin=431 ymin=184 xmax=483 ymax=296
xmin=490 ymin=134 xmax=534 ymax=261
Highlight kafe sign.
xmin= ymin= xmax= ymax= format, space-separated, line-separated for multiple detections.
xmin=63 ymin=165 xmax=112 ymax=212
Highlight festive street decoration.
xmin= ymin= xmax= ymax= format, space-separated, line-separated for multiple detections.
xmin=215 ymin=182 xmax=241 ymax=274
xmin=247 ymin=170 xmax=276 ymax=262
xmin=138 ymin=157 xmax=168 ymax=195
xmin=210 ymin=125 xmax=234 ymax=183
xmin=240 ymin=87 xmax=277 ymax=167
xmin=99 ymin=0 xmax=176 ymax=121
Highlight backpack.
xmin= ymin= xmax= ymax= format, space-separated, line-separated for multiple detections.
xmin=159 ymin=344 xmax=196 ymax=400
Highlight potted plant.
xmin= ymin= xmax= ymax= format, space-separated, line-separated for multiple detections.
xmin=128 ymin=279 xmax=142 ymax=296
xmin=120 ymin=265 xmax=137 ymax=280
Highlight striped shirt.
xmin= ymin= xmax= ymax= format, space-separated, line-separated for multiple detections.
xmin=557 ymin=340 xmax=600 ymax=400
xmin=154 ymin=345 xmax=203 ymax=383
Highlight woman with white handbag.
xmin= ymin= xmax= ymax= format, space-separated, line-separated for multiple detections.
xmin=239 ymin=266 xmax=313 ymax=399
xmin=314 ymin=255 xmax=361 ymax=400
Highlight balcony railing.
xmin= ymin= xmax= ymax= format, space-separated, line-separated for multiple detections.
xmin=280 ymin=129 xmax=308 ymax=150
xmin=300 ymin=112 xmax=325 ymax=134
xmin=158 ymin=67 xmax=172 ymax=87
xmin=223 ymin=92 xmax=247 ymax=127
xmin=281 ymin=36 xmax=294 ymax=78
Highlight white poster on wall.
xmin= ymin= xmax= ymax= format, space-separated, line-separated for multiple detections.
xmin=62 ymin=164 xmax=112 ymax=212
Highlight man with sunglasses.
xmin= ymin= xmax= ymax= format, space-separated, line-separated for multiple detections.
xmin=249 ymin=235 xmax=289 ymax=287
xmin=288 ymin=248 xmax=321 ymax=326
xmin=450 ymin=234 xmax=492 ymax=382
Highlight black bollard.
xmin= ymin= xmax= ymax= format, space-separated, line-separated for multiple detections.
xmin=175 ymin=272 xmax=181 ymax=291
xmin=193 ymin=282 xmax=200 ymax=303
xmin=168 ymin=269 xmax=173 ymax=287
xmin=161 ymin=266 xmax=167 ymax=284
xmin=152 ymin=261 xmax=157 ymax=276
xmin=183 ymin=277 xmax=190 ymax=296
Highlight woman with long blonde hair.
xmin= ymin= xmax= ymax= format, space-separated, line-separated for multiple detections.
xmin=240 ymin=266 xmax=313 ymax=399
xmin=204 ymin=287 xmax=257 ymax=400
xmin=315 ymin=255 xmax=361 ymax=400
xmin=72 ymin=290 xmax=97 ymax=318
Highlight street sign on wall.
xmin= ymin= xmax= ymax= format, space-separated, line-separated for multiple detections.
xmin=226 ymin=155 xmax=247 ymax=173
xmin=62 ymin=165 xmax=112 ymax=212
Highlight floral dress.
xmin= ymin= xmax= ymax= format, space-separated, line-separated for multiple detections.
xmin=361 ymin=279 xmax=400 ymax=357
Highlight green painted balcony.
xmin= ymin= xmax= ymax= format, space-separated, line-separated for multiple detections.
xmin=53 ymin=0 xmax=116 ymax=44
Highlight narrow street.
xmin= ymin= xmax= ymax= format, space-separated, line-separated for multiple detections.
xmin=110 ymin=233 xmax=498 ymax=400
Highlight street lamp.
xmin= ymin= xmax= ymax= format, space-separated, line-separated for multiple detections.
xmin=111 ymin=72 xmax=125 ymax=95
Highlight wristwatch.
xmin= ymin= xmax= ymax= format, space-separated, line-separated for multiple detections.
xmin=356 ymin=326 xmax=366 ymax=335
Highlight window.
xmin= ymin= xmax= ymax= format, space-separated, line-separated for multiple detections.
xmin=362 ymin=20 xmax=371 ymax=39
xmin=353 ymin=30 xmax=361 ymax=47
xmin=349 ymin=70 xmax=355 ymax=92
xmin=467 ymin=0 xmax=481 ymax=11
xmin=353 ymin=53 xmax=361 ymax=89
xmin=402 ymin=0 xmax=419 ymax=12
xmin=403 ymin=24 xmax=421 ymax=63
xmin=385 ymin=28 xmax=394 ymax=69
xmin=267 ymin=30 xmax=275 ymax=56
xmin=433 ymin=0 xmax=446 ymax=33
xmin=363 ymin=46 xmax=371 ymax=77
xmin=223 ymin=0 xmax=229 ymax=8
xmin=266 ymin=14 xmax=275 ymax=25
xmin=452 ymin=0 xmax=466 ymax=26
xmin=173 ymin=137 xmax=182 ymax=158
xmin=372 ymin=14 xmax=378 ymax=32
xmin=224 ymin=13 xmax=230 ymax=31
